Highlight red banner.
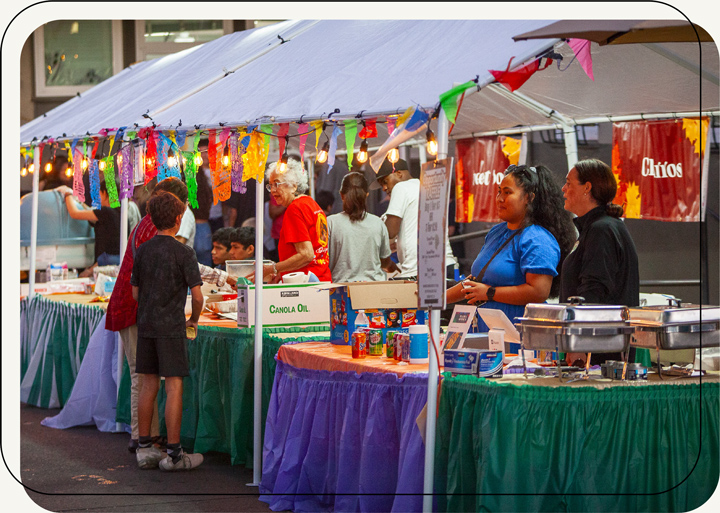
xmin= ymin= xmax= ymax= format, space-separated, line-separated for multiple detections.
xmin=455 ymin=136 xmax=522 ymax=222
xmin=612 ymin=118 xmax=708 ymax=222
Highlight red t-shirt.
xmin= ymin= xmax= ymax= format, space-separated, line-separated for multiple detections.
xmin=278 ymin=196 xmax=331 ymax=282
xmin=105 ymin=215 xmax=157 ymax=332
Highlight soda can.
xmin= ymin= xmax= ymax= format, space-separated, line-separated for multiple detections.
xmin=352 ymin=331 xmax=367 ymax=359
xmin=368 ymin=328 xmax=383 ymax=356
xmin=394 ymin=333 xmax=403 ymax=361
xmin=385 ymin=331 xmax=397 ymax=358
xmin=401 ymin=334 xmax=411 ymax=363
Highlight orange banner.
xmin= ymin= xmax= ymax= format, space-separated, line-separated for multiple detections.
xmin=455 ymin=136 xmax=521 ymax=222
xmin=612 ymin=118 xmax=708 ymax=222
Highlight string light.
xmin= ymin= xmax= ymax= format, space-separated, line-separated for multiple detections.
xmin=29 ymin=163 xmax=35 ymax=174
xmin=278 ymin=135 xmax=290 ymax=173
xmin=21 ymin=166 xmax=28 ymax=177
xmin=222 ymin=145 xmax=230 ymax=167
xmin=65 ymin=167 xmax=73 ymax=177
xmin=44 ymin=162 xmax=53 ymax=173
xmin=316 ymin=141 xmax=329 ymax=164
xmin=81 ymin=158 xmax=89 ymax=171
xmin=388 ymin=148 xmax=400 ymax=163
xmin=193 ymin=152 xmax=203 ymax=166
xmin=426 ymin=128 xmax=438 ymax=157
xmin=98 ymin=160 xmax=106 ymax=171
xmin=167 ymin=148 xmax=177 ymax=168
xmin=146 ymin=156 xmax=154 ymax=168
xmin=356 ymin=139 xmax=369 ymax=164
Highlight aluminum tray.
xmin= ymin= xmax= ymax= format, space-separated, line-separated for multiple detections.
xmin=524 ymin=301 xmax=627 ymax=323
xmin=631 ymin=323 xmax=720 ymax=350
xmin=627 ymin=302 xmax=720 ymax=326
xmin=518 ymin=320 xmax=634 ymax=352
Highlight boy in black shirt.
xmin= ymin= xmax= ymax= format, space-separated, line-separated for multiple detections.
xmin=130 ymin=192 xmax=204 ymax=471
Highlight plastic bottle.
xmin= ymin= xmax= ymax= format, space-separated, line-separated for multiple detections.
xmin=354 ymin=309 xmax=370 ymax=331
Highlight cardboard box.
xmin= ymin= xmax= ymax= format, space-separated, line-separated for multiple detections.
xmin=237 ymin=283 xmax=330 ymax=328
xmin=325 ymin=281 xmax=426 ymax=345
xmin=443 ymin=348 xmax=481 ymax=375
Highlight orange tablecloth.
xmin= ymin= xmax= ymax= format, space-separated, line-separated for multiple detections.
xmin=277 ymin=341 xmax=431 ymax=376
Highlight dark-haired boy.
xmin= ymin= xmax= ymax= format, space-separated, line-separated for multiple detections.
xmin=211 ymin=227 xmax=236 ymax=269
xmin=131 ymin=192 xmax=204 ymax=471
xmin=229 ymin=227 xmax=255 ymax=261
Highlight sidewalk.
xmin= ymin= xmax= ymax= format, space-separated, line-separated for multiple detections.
xmin=16 ymin=403 xmax=279 ymax=512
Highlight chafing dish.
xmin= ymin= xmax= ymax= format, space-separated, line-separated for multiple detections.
xmin=518 ymin=297 xmax=634 ymax=353
xmin=629 ymin=299 xmax=720 ymax=350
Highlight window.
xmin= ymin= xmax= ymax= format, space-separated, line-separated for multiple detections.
xmin=134 ymin=20 xmax=233 ymax=62
xmin=33 ymin=20 xmax=123 ymax=97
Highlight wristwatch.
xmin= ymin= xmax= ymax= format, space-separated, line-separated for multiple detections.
xmin=486 ymin=286 xmax=496 ymax=302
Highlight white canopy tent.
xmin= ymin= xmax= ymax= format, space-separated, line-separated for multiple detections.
xmin=20 ymin=19 xmax=719 ymax=508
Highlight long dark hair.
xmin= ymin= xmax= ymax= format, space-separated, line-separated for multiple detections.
xmin=504 ymin=164 xmax=576 ymax=297
xmin=574 ymin=158 xmax=624 ymax=218
xmin=339 ymin=172 xmax=368 ymax=222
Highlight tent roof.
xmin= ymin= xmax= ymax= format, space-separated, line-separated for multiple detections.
xmin=20 ymin=19 xmax=719 ymax=148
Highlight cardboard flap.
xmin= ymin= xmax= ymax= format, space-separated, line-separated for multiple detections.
xmin=346 ymin=281 xmax=419 ymax=310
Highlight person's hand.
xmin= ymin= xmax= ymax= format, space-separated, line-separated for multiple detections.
xmin=462 ymin=280 xmax=489 ymax=305
xmin=56 ymin=185 xmax=72 ymax=196
xmin=247 ymin=262 xmax=277 ymax=284
xmin=226 ymin=275 xmax=237 ymax=287
xmin=185 ymin=318 xmax=199 ymax=339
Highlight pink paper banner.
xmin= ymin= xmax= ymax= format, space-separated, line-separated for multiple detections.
xmin=72 ymin=148 xmax=85 ymax=201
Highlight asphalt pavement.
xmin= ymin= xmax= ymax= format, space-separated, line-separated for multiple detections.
xmin=15 ymin=403 xmax=281 ymax=512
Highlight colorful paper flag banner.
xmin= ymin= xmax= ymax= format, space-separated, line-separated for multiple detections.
xmin=119 ymin=144 xmax=133 ymax=200
xmin=328 ymin=124 xmax=342 ymax=168
xmin=72 ymin=146 xmax=85 ymax=201
xmin=102 ymin=157 xmax=120 ymax=208
xmin=567 ymin=39 xmax=594 ymax=81
xmin=182 ymin=150 xmax=199 ymax=209
xmin=89 ymin=160 xmax=101 ymax=209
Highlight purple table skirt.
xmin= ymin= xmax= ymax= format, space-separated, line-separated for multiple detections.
xmin=259 ymin=359 xmax=428 ymax=513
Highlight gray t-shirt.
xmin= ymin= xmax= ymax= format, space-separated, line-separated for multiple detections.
xmin=327 ymin=212 xmax=391 ymax=282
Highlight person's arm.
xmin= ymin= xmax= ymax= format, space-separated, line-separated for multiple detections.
xmin=175 ymin=236 xmax=188 ymax=244
xmin=223 ymin=203 xmax=237 ymax=227
xmin=381 ymin=257 xmax=399 ymax=274
xmin=461 ymin=273 xmax=553 ymax=305
xmin=269 ymin=201 xmax=286 ymax=220
xmin=198 ymin=263 xmax=237 ymax=287
xmin=384 ymin=214 xmax=402 ymax=240
xmin=131 ymin=285 xmax=139 ymax=301
xmin=186 ymin=285 xmax=203 ymax=331
xmin=62 ymin=190 xmax=98 ymax=222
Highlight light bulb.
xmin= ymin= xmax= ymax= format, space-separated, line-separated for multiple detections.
xmin=146 ymin=156 xmax=154 ymax=168
xmin=21 ymin=167 xmax=28 ymax=177
xmin=388 ymin=148 xmax=400 ymax=163
xmin=426 ymin=129 xmax=438 ymax=156
xmin=45 ymin=162 xmax=53 ymax=173
xmin=65 ymin=167 xmax=73 ymax=177
xmin=117 ymin=154 xmax=123 ymax=166
xmin=168 ymin=155 xmax=177 ymax=167
xmin=194 ymin=152 xmax=203 ymax=166
xmin=278 ymin=152 xmax=289 ymax=173
xmin=81 ymin=159 xmax=88 ymax=171
xmin=98 ymin=160 xmax=106 ymax=171
xmin=316 ymin=141 xmax=329 ymax=164
xmin=29 ymin=163 xmax=35 ymax=174
xmin=222 ymin=146 xmax=231 ymax=167
xmin=356 ymin=139 xmax=369 ymax=164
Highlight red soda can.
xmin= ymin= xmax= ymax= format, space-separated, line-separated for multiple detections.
xmin=386 ymin=331 xmax=397 ymax=358
xmin=352 ymin=331 xmax=367 ymax=359
xmin=394 ymin=333 xmax=403 ymax=361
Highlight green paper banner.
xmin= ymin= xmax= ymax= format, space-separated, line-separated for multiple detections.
xmin=344 ymin=120 xmax=358 ymax=168
xmin=260 ymin=124 xmax=273 ymax=158
xmin=102 ymin=158 xmax=120 ymax=207
xmin=182 ymin=151 xmax=199 ymax=209
xmin=439 ymin=80 xmax=476 ymax=125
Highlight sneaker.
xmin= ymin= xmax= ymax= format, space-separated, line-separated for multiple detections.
xmin=136 ymin=446 xmax=165 ymax=469
xmin=159 ymin=452 xmax=204 ymax=471
xmin=128 ymin=438 xmax=139 ymax=453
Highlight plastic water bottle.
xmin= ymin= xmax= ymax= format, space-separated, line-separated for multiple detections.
xmin=354 ymin=309 xmax=370 ymax=331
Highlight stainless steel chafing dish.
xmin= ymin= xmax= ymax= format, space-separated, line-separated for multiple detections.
xmin=517 ymin=297 xmax=635 ymax=353
xmin=628 ymin=298 xmax=720 ymax=350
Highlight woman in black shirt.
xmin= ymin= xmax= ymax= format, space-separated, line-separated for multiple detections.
xmin=560 ymin=158 xmax=640 ymax=365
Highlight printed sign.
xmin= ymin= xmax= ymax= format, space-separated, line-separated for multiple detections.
xmin=612 ymin=118 xmax=708 ymax=222
xmin=455 ymin=135 xmax=522 ymax=222
xmin=418 ymin=158 xmax=453 ymax=309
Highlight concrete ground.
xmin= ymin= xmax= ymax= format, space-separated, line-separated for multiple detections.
xmin=15 ymin=403 xmax=283 ymax=512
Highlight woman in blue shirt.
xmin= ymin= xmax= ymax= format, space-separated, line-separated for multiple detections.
xmin=446 ymin=165 xmax=576 ymax=346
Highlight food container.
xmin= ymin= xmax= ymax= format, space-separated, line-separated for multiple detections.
xmin=226 ymin=260 xmax=275 ymax=280
xmin=628 ymin=299 xmax=720 ymax=350
xmin=517 ymin=297 xmax=634 ymax=353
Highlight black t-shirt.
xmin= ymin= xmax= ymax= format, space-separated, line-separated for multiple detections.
xmin=92 ymin=207 xmax=121 ymax=260
xmin=130 ymin=235 xmax=203 ymax=338
xmin=228 ymin=179 xmax=265 ymax=227
xmin=190 ymin=167 xmax=213 ymax=222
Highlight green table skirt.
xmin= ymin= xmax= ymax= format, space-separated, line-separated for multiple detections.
xmin=116 ymin=325 xmax=329 ymax=467
xmin=434 ymin=374 xmax=720 ymax=512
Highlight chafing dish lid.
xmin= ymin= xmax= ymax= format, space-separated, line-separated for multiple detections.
xmin=628 ymin=298 xmax=720 ymax=326
xmin=523 ymin=297 xmax=627 ymax=323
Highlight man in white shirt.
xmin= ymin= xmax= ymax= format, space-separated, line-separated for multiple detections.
xmin=372 ymin=158 xmax=456 ymax=279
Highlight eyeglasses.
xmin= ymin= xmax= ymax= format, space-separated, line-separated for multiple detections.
xmin=266 ymin=181 xmax=288 ymax=192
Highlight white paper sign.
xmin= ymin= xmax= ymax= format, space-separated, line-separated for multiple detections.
xmin=417 ymin=158 xmax=453 ymax=309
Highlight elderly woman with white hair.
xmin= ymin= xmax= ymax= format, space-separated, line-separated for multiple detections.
xmin=255 ymin=158 xmax=332 ymax=283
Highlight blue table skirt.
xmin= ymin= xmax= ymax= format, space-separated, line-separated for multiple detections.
xmin=260 ymin=359 xmax=429 ymax=513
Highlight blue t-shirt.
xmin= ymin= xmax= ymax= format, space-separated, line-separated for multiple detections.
xmin=470 ymin=223 xmax=560 ymax=333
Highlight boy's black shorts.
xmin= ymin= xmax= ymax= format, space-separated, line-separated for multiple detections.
xmin=135 ymin=336 xmax=189 ymax=377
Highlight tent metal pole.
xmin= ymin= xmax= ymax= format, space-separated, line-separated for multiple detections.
xmin=28 ymin=150 xmax=41 ymax=300
xmin=642 ymin=43 xmax=719 ymax=86
xmin=422 ymin=109 xmax=447 ymax=513
xmin=308 ymin=158 xmax=315 ymax=199
xmin=562 ymin=122 xmax=579 ymax=171
xmin=116 ymin=197 xmax=129 ymax=433
xmin=418 ymin=144 xmax=427 ymax=167
xmin=250 ymin=174 xmax=265 ymax=487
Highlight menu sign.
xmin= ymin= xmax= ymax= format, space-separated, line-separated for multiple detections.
xmin=417 ymin=158 xmax=453 ymax=309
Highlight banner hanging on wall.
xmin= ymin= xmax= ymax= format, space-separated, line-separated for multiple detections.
xmin=612 ymin=118 xmax=708 ymax=222
xmin=454 ymin=135 xmax=522 ymax=223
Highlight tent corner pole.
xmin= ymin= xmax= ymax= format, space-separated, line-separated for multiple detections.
xmin=422 ymin=109 xmax=448 ymax=513
xmin=28 ymin=151 xmax=41 ymax=300
xmin=116 ymin=197 xmax=129 ymax=433
xmin=562 ymin=122 xmax=579 ymax=171
xmin=250 ymin=174 xmax=265 ymax=487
